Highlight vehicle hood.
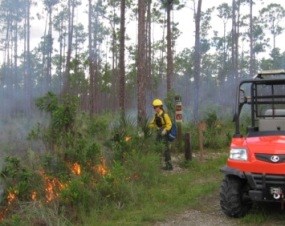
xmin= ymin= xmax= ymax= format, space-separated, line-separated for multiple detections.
xmin=232 ymin=135 xmax=285 ymax=154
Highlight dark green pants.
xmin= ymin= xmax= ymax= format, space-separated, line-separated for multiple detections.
xmin=157 ymin=131 xmax=172 ymax=167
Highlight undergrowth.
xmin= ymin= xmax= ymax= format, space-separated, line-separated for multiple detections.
xmin=83 ymin=156 xmax=227 ymax=225
xmin=0 ymin=93 xmax=235 ymax=225
xmin=184 ymin=110 xmax=234 ymax=150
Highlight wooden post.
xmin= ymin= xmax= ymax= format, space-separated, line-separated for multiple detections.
xmin=184 ymin=132 xmax=192 ymax=161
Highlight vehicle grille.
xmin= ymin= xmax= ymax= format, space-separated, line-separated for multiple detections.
xmin=255 ymin=153 xmax=285 ymax=163
xmin=251 ymin=173 xmax=285 ymax=189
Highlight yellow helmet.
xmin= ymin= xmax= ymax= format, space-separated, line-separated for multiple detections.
xmin=152 ymin=99 xmax=163 ymax=107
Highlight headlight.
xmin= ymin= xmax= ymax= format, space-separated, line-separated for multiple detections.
xmin=229 ymin=148 xmax=248 ymax=161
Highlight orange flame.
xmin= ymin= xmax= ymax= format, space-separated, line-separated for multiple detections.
xmin=7 ymin=191 xmax=16 ymax=205
xmin=0 ymin=208 xmax=7 ymax=221
xmin=40 ymin=170 xmax=65 ymax=203
xmin=31 ymin=191 xmax=37 ymax=201
xmin=125 ymin=136 xmax=132 ymax=142
xmin=45 ymin=177 xmax=65 ymax=203
xmin=95 ymin=158 xmax=108 ymax=176
xmin=71 ymin=162 xmax=81 ymax=175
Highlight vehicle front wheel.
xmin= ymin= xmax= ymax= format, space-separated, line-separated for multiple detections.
xmin=220 ymin=176 xmax=252 ymax=218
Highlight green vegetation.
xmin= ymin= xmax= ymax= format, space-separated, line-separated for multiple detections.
xmin=84 ymin=156 xmax=226 ymax=226
xmin=1 ymin=94 xmax=285 ymax=225
xmin=184 ymin=110 xmax=234 ymax=150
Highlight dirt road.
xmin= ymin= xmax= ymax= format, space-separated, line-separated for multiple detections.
xmin=154 ymin=155 xmax=285 ymax=226
xmin=154 ymin=189 xmax=239 ymax=226
xmin=154 ymin=154 xmax=239 ymax=226
xmin=154 ymin=187 xmax=285 ymax=226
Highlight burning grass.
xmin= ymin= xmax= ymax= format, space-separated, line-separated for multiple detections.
xmin=41 ymin=172 xmax=66 ymax=203
xmin=7 ymin=190 xmax=17 ymax=205
xmin=0 ymin=102 xmax=187 ymax=225
xmin=71 ymin=162 xmax=81 ymax=175
xmin=0 ymin=153 xmax=112 ymax=223
xmin=94 ymin=157 xmax=108 ymax=176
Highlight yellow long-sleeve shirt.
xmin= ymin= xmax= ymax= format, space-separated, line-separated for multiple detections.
xmin=149 ymin=110 xmax=172 ymax=131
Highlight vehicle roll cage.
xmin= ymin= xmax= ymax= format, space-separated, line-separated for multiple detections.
xmin=235 ymin=78 xmax=285 ymax=135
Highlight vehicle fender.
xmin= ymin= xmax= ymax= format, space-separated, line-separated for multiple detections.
xmin=220 ymin=166 xmax=245 ymax=179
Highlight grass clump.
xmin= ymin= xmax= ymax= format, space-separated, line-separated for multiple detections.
xmin=0 ymin=201 xmax=71 ymax=226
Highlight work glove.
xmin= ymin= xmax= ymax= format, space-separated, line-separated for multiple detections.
xmin=138 ymin=131 xmax=144 ymax=138
xmin=161 ymin=129 xmax=167 ymax=136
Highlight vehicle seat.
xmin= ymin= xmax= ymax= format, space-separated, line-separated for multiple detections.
xmin=264 ymin=109 xmax=285 ymax=117
xmin=259 ymin=109 xmax=285 ymax=131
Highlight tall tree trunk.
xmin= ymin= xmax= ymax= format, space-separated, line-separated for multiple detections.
xmin=88 ymin=0 xmax=96 ymax=115
xmin=137 ymin=0 xmax=147 ymax=126
xmin=24 ymin=0 xmax=32 ymax=116
xmin=59 ymin=19 xmax=63 ymax=90
xmin=236 ymin=1 xmax=240 ymax=78
xmin=42 ymin=19 xmax=47 ymax=94
xmin=231 ymin=0 xmax=238 ymax=80
xmin=166 ymin=0 xmax=173 ymax=93
xmin=62 ymin=0 xmax=75 ymax=95
xmin=249 ymin=0 xmax=254 ymax=78
xmin=3 ymin=10 xmax=11 ymax=116
xmin=12 ymin=20 xmax=18 ymax=116
xmin=146 ymin=0 xmax=152 ymax=96
xmin=157 ymin=22 xmax=166 ymax=98
xmin=93 ymin=2 xmax=101 ymax=113
xmin=110 ymin=3 xmax=119 ymax=112
xmin=14 ymin=21 xmax=18 ymax=80
xmin=193 ymin=0 xmax=202 ymax=123
xmin=47 ymin=5 xmax=53 ymax=87
xmin=119 ymin=0 xmax=126 ymax=120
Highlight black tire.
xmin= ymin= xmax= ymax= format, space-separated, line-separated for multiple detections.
xmin=220 ymin=176 xmax=252 ymax=218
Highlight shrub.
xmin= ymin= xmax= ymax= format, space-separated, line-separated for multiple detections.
xmin=183 ymin=112 xmax=233 ymax=151
xmin=124 ymin=150 xmax=162 ymax=187
xmin=0 ymin=156 xmax=43 ymax=203
xmin=60 ymin=175 xmax=95 ymax=211
xmin=95 ymin=162 xmax=131 ymax=206
xmin=88 ymin=114 xmax=110 ymax=139
xmin=33 ymin=92 xmax=79 ymax=150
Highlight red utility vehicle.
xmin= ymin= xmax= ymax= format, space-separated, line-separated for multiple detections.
xmin=220 ymin=70 xmax=285 ymax=217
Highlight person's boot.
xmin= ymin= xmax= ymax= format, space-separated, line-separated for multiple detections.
xmin=163 ymin=162 xmax=173 ymax=170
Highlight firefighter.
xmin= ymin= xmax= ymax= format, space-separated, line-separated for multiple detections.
xmin=149 ymin=98 xmax=173 ymax=170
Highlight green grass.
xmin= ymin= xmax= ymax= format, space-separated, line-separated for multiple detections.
xmin=241 ymin=202 xmax=285 ymax=225
xmin=82 ymin=152 xmax=285 ymax=226
xmin=83 ymin=153 xmax=227 ymax=226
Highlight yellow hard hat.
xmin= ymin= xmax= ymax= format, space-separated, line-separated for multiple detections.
xmin=152 ymin=99 xmax=163 ymax=107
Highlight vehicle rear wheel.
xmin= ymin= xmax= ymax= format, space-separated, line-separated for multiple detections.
xmin=220 ymin=176 xmax=252 ymax=218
